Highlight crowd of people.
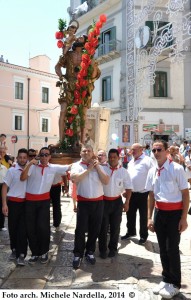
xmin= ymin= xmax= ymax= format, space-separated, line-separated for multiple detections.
xmin=0 ymin=136 xmax=190 ymax=299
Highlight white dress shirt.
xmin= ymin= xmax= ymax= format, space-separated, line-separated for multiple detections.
xmin=26 ymin=163 xmax=69 ymax=196
xmin=3 ymin=163 xmax=26 ymax=199
xmin=128 ymin=153 xmax=154 ymax=192
xmin=71 ymin=160 xmax=105 ymax=200
xmin=145 ymin=159 xmax=188 ymax=204
xmin=103 ymin=165 xmax=132 ymax=199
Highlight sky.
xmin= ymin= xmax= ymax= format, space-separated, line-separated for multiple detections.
xmin=0 ymin=0 xmax=70 ymax=73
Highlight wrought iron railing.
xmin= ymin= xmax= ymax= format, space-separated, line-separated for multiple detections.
xmin=96 ymin=39 xmax=121 ymax=57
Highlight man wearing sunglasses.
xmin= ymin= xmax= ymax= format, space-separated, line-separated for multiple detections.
xmin=20 ymin=147 xmax=71 ymax=265
xmin=28 ymin=149 xmax=37 ymax=161
xmin=146 ymin=140 xmax=189 ymax=299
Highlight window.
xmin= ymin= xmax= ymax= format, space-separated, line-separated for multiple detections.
xmin=42 ymin=118 xmax=49 ymax=132
xmin=153 ymin=71 xmax=168 ymax=97
xmin=102 ymin=76 xmax=111 ymax=101
xmin=98 ymin=26 xmax=116 ymax=56
xmin=14 ymin=115 xmax=23 ymax=130
xmin=42 ymin=87 xmax=49 ymax=103
xmin=15 ymin=82 xmax=23 ymax=100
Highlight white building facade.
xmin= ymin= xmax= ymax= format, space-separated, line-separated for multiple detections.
xmin=69 ymin=0 xmax=191 ymax=148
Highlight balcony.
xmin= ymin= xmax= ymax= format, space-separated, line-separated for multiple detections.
xmin=95 ymin=39 xmax=121 ymax=63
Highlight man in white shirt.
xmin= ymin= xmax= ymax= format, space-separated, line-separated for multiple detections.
xmin=97 ymin=149 xmax=107 ymax=166
xmin=99 ymin=148 xmax=132 ymax=259
xmin=2 ymin=148 xmax=28 ymax=266
xmin=121 ymin=143 xmax=154 ymax=245
xmin=146 ymin=140 xmax=189 ymax=299
xmin=0 ymin=153 xmax=7 ymax=231
xmin=20 ymin=147 xmax=70 ymax=265
xmin=70 ymin=145 xmax=109 ymax=269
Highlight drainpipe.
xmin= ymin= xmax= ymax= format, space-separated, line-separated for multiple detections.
xmin=27 ymin=78 xmax=30 ymax=149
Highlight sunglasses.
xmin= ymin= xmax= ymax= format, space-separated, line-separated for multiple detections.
xmin=39 ymin=153 xmax=50 ymax=157
xmin=152 ymin=148 xmax=163 ymax=153
xmin=29 ymin=154 xmax=36 ymax=157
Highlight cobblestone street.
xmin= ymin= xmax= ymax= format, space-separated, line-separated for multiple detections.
xmin=0 ymin=195 xmax=191 ymax=300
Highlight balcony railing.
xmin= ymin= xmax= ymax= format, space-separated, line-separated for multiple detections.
xmin=94 ymin=39 xmax=121 ymax=60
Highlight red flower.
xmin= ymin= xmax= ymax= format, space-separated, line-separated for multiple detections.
xmin=55 ymin=31 xmax=64 ymax=39
xmin=89 ymin=38 xmax=98 ymax=48
xmin=57 ymin=40 xmax=64 ymax=48
xmin=65 ymin=128 xmax=74 ymax=136
xmin=70 ymin=106 xmax=78 ymax=115
xmin=67 ymin=116 xmax=75 ymax=123
xmin=81 ymin=90 xmax=87 ymax=98
xmin=74 ymin=90 xmax=80 ymax=99
xmin=93 ymin=27 xmax=100 ymax=36
xmin=74 ymin=98 xmax=82 ymax=105
xmin=77 ymin=73 xmax=83 ymax=81
xmin=82 ymin=54 xmax=90 ymax=63
xmin=95 ymin=21 xmax=102 ymax=29
xmin=84 ymin=43 xmax=92 ymax=52
xmin=75 ymin=82 xmax=81 ymax=90
xmin=80 ymin=79 xmax=88 ymax=87
xmin=100 ymin=14 xmax=107 ymax=23
xmin=80 ymin=69 xmax=87 ymax=77
xmin=80 ymin=62 xmax=87 ymax=70
xmin=88 ymin=48 xmax=95 ymax=56
xmin=88 ymin=32 xmax=95 ymax=41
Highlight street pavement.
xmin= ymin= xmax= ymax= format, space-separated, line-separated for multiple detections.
xmin=0 ymin=195 xmax=191 ymax=300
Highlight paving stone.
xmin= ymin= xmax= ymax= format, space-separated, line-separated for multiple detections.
xmin=0 ymin=262 xmax=16 ymax=279
xmin=58 ymin=241 xmax=74 ymax=251
xmin=49 ymin=251 xmax=73 ymax=267
xmin=45 ymin=266 xmax=73 ymax=287
xmin=8 ymin=264 xmax=52 ymax=280
xmin=1 ymin=278 xmax=46 ymax=289
xmin=0 ymin=195 xmax=191 ymax=300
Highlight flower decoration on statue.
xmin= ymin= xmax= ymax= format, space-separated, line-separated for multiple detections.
xmin=55 ymin=19 xmax=68 ymax=48
xmin=55 ymin=15 xmax=107 ymax=149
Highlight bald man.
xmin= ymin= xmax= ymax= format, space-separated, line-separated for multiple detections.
xmin=121 ymin=143 xmax=154 ymax=245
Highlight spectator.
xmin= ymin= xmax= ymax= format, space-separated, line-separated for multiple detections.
xmin=144 ymin=144 xmax=151 ymax=156
xmin=0 ymin=134 xmax=6 ymax=147
xmin=184 ymin=149 xmax=191 ymax=189
xmin=120 ymin=147 xmax=131 ymax=169
xmin=0 ymin=147 xmax=13 ymax=168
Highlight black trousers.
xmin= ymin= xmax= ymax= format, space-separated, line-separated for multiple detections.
xmin=25 ymin=200 xmax=50 ymax=256
xmin=99 ymin=197 xmax=123 ymax=253
xmin=0 ymin=184 xmax=5 ymax=228
xmin=50 ymin=185 xmax=62 ymax=227
xmin=154 ymin=209 xmax=182 ymax=288
xmin=73 ymin=200 xmax=104 ymax=258
xmin=126 ymin=191 xmax=149 ymax=239
xmin=8 ymin=201 xmax=28 ymax=258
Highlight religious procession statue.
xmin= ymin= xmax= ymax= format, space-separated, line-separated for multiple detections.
xmin=54 ymin=15 xmax=107 ymax=152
